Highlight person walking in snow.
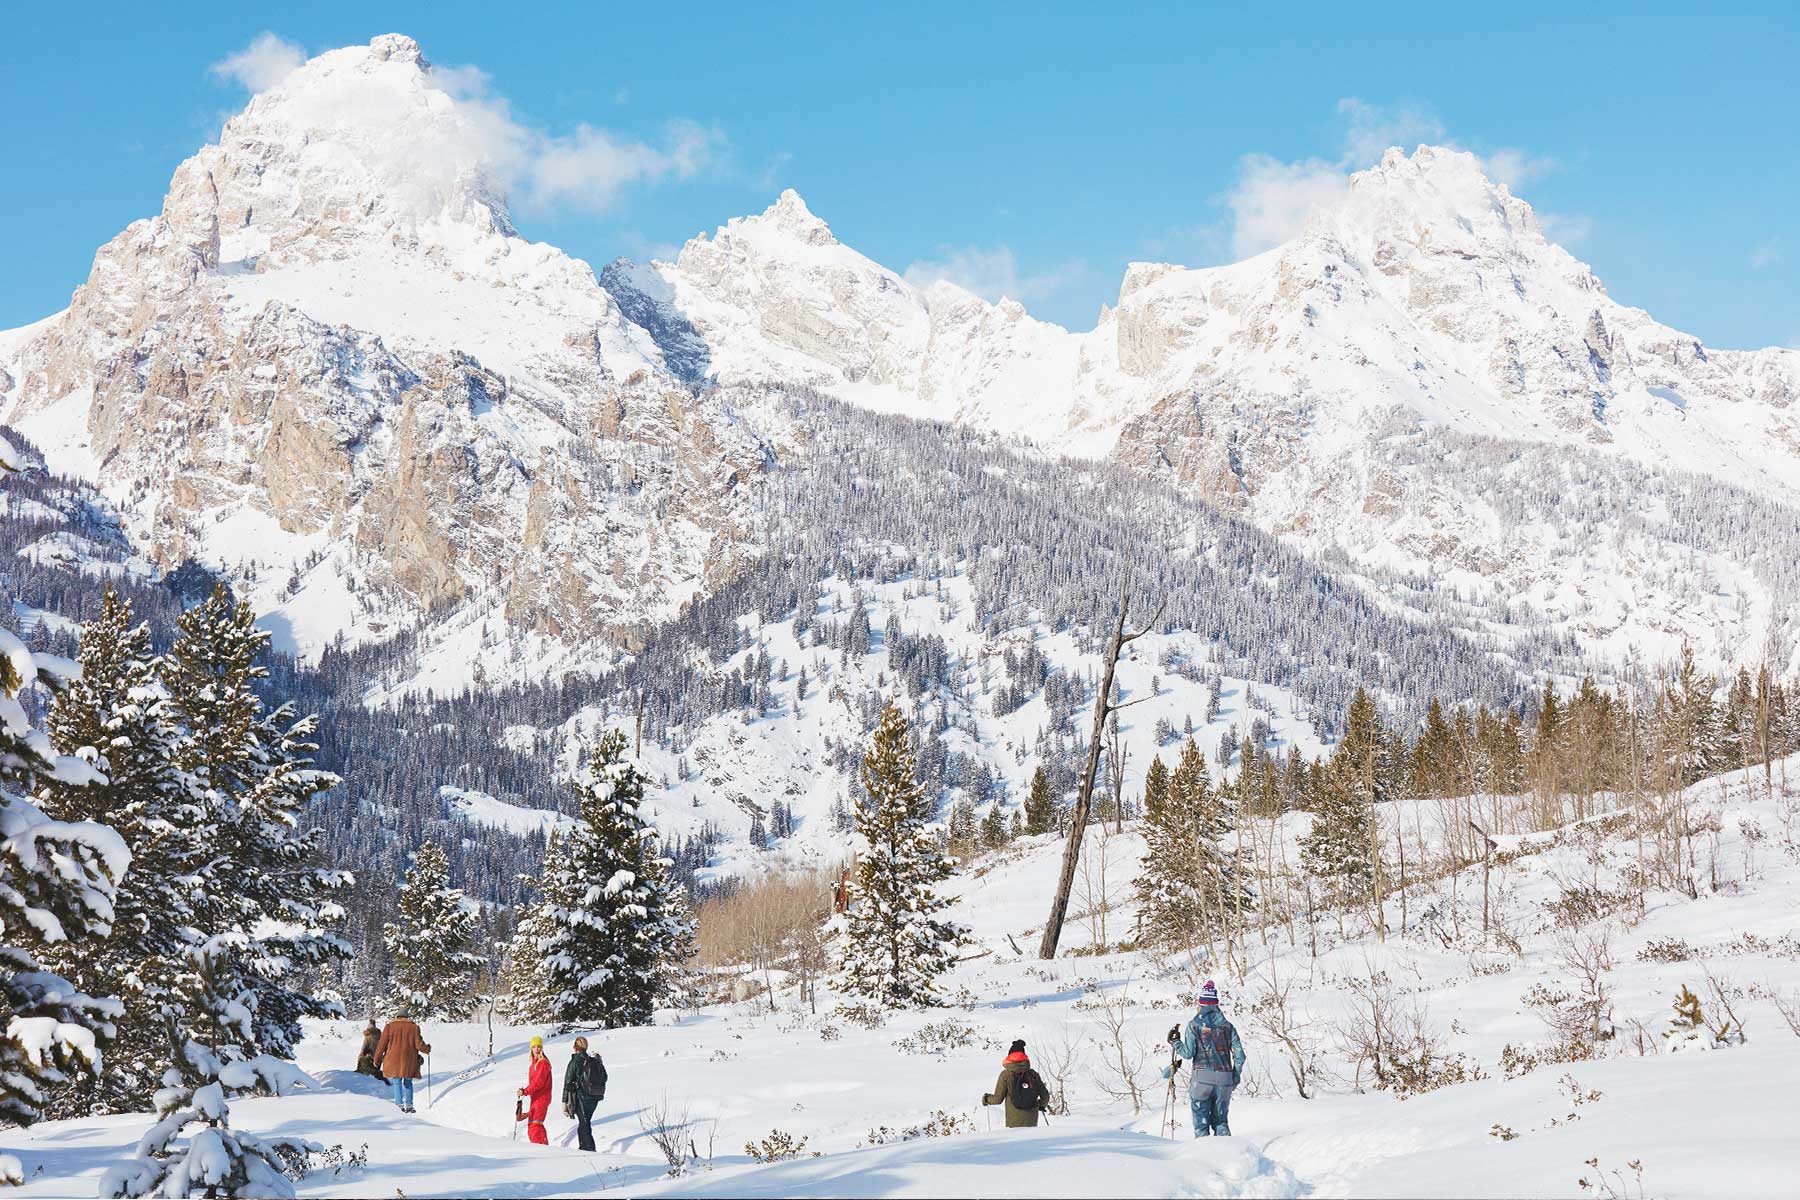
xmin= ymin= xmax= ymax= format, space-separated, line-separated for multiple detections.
xmin=981 ymin=1039 xmax=1050 ymax=1127
xmin=355 ymin=1018 xmax=387 ymax=1083
xmin=518 ymin=1035 xmax=553 ymax=1145
xmin=562 ymin=1035 xmax=608 ymax=1152
xmin=1164 ymin=980 xmax=1246 ymax=1137
xmin=373 ymin=1011 xmax=430 ymax=1113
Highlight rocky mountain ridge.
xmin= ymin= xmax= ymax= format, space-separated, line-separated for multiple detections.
xmin=4 ymin=33 xmax=1798 ymax=677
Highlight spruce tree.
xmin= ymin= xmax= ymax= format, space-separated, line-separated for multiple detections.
xmin=0 ymin=626 xmax=127 ymax=1180
xmin=538 ymin=732 xmax=696 ymax=1028
xmin=496 ymin=832 xmax=565 ymax=1025
xmin=99 ymin=940 xmax=315 ymax=1200
xmin=1023 ymin=766 xmax=1057 ymax=835
xmin=162 ymin=585 xmax=349 ymax=1059
xmin=38 ymin=590 xmax=210 ymax=1116
xmin=979 ymin=801 xmax=1007 ymax=850
xmin=837 ymin=702 xmax=964 ymax=1007
xmin=1303 ymin=689 xmax=1379 ymax=896
xmin=383 ymin=841 xmax=484 ymax=1020
xmin=1134 ymin=738 xmax=1249 ymax=950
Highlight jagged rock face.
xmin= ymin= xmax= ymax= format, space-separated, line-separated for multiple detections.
xmin=3 ymin=35 xmax=767 ymax=654
xmin=600 ymin=145 xmax=1800 ymax=667
xmin=5 ymin=33 xmax=1799 ymax=674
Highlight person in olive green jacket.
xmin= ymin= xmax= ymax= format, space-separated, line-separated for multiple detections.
xmin=981 ymin=1039 xmax=1049 ymax=1127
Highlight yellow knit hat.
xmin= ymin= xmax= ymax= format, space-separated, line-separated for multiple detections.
xmin=529 ymin=1035 xmax=544 ymax=1049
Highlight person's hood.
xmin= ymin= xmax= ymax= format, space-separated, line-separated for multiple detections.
xmin=1194 ymin=1006 xmax=1227 ymax=1029
xmin=1003 ymin=1050 xmax=1030 ymax=1065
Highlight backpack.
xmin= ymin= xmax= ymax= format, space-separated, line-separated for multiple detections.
xmin=579 ymin=1053 xmax=608 ymax=1098
xmin=1007 ymin=1065 xmax=1047 ymax=1112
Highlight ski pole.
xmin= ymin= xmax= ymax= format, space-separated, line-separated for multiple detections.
xmin=426 ymin=1053 xmax=432 ymax=1108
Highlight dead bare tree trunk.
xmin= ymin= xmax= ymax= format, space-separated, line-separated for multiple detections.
xmin=1039 ymin=575 xmax=1162 ymax=960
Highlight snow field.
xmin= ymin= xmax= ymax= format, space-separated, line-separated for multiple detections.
xmin=16 ymin=755 xmax=1800 ymax=1195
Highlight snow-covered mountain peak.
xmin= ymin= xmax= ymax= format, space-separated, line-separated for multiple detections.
xmin=203 ymin=33 xmax=518 ymax=257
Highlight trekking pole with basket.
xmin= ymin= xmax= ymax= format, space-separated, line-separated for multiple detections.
xmin=1160 ymin=1025 xmax=1183 ymax=1139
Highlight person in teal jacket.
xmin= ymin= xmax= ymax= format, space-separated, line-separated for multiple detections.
xmin=1164 ymin=979 xmax=1246 ymax=1136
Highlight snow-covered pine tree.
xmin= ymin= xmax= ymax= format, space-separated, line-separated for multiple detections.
xmin=837 ymin=702 xmax=964 ymax=1008
xmin=1023 ymin=766 xmax=1056 ymax=835
xmin=495 ymin=831 xmax=561 ymax=1026
xmin=38 ymin=589 xmax=211 ymax=1117
xmin=538 ymin=732 xmax=696 ymax=1028
xmin=979 ymin=800 xmax=1007 ymax=850
xmin=382 ymin=841 xmax=483 ymax=1020
xmin=1133 ymin=738 xmax=1249 ymax=950
xmin=0 ymin=625 xmax=128 ymax=1182
xmin=99 ymin=938 xmax=318 ymax=1200
xmin=162 ymin=585 xmax=350 ymax=1059
xmin=1302 ymin=689 xmax=1379 ymax=901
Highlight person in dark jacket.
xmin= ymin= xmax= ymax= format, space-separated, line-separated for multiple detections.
xmin=1164 ymin=980 xmax=1247 ymax=1136
xmin=561 ymin=1035 xmax=608 ymax=1152
xmin=981 ymin=1039 xmax=1049 ymax=1128
xmin=355 ymin=1019 xmax=386 ymax=1083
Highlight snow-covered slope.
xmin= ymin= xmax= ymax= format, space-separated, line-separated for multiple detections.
xmin=12 ymin=760 xmax=1800 ymax=1197
xmin=0 ymin=35 xmax=767 ymax=655
xmin=608 ymin=150 xmax=1800 ymax=669
xmin=5 ymin=32 xmax=1797 ymax=678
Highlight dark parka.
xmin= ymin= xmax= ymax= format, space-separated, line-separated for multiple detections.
xmin=982 ymin=1055 xmax=1046 ymax=1128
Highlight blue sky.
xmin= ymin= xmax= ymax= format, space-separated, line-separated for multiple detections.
xmin=3 ymin=2 xmax=1795 ymax=346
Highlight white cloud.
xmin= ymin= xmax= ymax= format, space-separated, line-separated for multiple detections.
xmin=1217 ymin=98 xmax=1575 ymax=261
xmin=1483 ymin=148 xmax=1558 ymax=190
xmin=1226 ymin=155 xmax=1351 ymax=259
xmin=528 ymin=120 xmax=717 ymax=214
xmin=207 ymin=34 xmax=722 ymax=220
xmin=903 ymin=245 xmax=1087 ymax=306
xmin=209 ymin=32 xmax=305 ymax=92
xmin=1337 ymin=98 xmax=1445 ymax=167
xmin=1751 ymin=239 xmax=1782 ymax=269
xmin=1538 ymin=212 xmax=1594 ymax=247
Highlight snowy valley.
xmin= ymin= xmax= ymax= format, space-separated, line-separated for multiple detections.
xmin=2 ymin=23 xmax=1800 ymax=1200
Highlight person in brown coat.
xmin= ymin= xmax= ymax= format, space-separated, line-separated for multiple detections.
xmin=982 ymin=1039 xmax=1049 ymax=1128
xmin=355 ymin=1019 xmax=386 ymax=1083
xmin=373 ymin=1013 xmax=431 ymax=1113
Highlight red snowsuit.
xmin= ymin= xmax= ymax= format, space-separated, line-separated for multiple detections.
xmin=521 ymin=1054 xmax=552 ymax=1145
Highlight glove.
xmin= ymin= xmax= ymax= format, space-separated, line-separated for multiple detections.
xmin=1160 ymin=1066 xmax=1172 ymax=1080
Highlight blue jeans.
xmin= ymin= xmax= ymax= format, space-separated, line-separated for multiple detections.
xmin=391 ymin=1076 xmax=414 ymax=1108
xmin=1190 ymin=1081 xmax=1233 ymax=1136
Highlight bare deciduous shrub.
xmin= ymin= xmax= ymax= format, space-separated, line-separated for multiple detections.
xmin=857 ymin=1110 xmax=973 ymax=1146
xmin=639 ymin=1091 xmax=695 ymax=1178
xmin=696 ymin=868 xmax=838 ymax=1012
xmin=1699 ymin=964 xmax=1748 ymax=1044
xmin=891 ymin=1020 xmax=991 ymax=1056
xmin=1246 ymin=965 xmax=1329 ymax=1099
xmin=1033 ymin=1022 xmax=1083 ymax=1115
xmin=1768 ymin=986 xmax=1800 ymax=1038
xmin=1083 ymin=979 xmax=1151 ymax=1114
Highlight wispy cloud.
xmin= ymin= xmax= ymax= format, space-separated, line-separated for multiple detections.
xmin=904 ymin=244 xmax=1088 ymax=308
xmin=1538 ymin=212 xmax=1594 ymax=247
xmin=209 ymin=32 xmax=306 ymax=92
xmin=206 ymin=33 xmax=722 ymax=218
xmin=1751 ymin=238 xmax=1782 ymax=269
xmin=1219 ymin=98 xmax=1574 ymax=259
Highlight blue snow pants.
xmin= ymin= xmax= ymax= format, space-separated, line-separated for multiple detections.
xmin=1190 ymin=1081 xmax=1233 ymax=1136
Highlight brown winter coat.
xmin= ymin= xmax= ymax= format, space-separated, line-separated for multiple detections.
xmin=982 ymin=1054 xmax=1044 ymax=1128
xmin=373 ymin=1017 xmax=431 ymax=1080
xmin=355 ymin=1023 xmax=384 ymax=1077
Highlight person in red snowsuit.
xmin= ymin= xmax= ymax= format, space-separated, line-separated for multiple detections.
xmin=518 ymin=1036 xmax=553 ymax=1145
